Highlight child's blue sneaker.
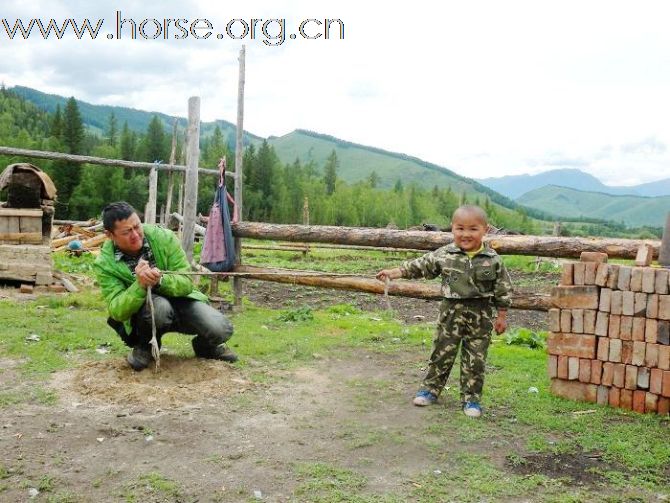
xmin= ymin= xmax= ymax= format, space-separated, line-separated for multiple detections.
xmin=413 ymin=390 xmax=437 ymax=406
xmin=463 ymin=401 xmax=482 ymax=418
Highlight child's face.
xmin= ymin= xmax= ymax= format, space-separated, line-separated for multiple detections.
xmin=452 ymin=212 xmax=487 ymax=251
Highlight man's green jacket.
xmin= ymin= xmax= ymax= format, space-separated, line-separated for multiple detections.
xmin=94 ymin=225 xmax=208 ymax=334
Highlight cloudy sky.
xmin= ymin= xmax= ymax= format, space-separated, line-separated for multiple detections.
xmin=1 ymin=0 xmax=669 ymax=185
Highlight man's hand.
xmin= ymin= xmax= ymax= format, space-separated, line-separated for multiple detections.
xmin=376 ymin=268 xmax=403 ymax=282
xmin=494 ymin=309 xmax=508 ymax=334
xmin=135 ymin=259 xmax=162 ymax=289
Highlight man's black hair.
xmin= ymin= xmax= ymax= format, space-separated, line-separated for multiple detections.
xmin=102 ymin=201 xmax=138 ymax=231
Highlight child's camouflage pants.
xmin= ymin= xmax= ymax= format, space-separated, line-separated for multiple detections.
xmin=421 ymin=298 xmax=494 ymax=403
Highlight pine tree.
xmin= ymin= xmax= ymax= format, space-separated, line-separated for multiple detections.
xmin=323 ymin=150 xmax=338 ymax=195
xmin=119 ymin=122 xmax=136 ymax=161
xmin=368 ymin=170 xmax=380 ymax=188
xmin=52 ymin=97 xmax=84 ymax=217
xmin=61 ymin=97 xmax=83 ymax=154
xmin=50 ymin=105 xmax=63 ymax=139
xmin=106 ymin=112 xmax=118 ymax=147
xmin=144 ymin=115 xmax=166 ymax=162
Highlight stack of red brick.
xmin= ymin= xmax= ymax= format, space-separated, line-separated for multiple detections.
xmin=547 ymin=255 xmax=670 ymax=414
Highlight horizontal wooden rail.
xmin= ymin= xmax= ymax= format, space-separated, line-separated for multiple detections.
xmin=232 ymin=222 xmax=660 ymax=259
xmin=0 ymin=145 xmax=227 ymax=177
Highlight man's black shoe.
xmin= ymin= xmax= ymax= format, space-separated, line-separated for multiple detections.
xmin=193 ymin=340 xmax=238 ymax=363
xmin=127 ymin=346 xmax=152 ymax=371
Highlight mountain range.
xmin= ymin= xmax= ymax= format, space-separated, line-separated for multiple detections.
xmin=477 ymin=168 xmax=670 ymax=199
xmin=9 ymin=85 xmax=669 ymax=228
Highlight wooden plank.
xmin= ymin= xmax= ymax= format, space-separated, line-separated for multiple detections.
xmin=181 ymin=96 xmax=200 ymax=262
xmin=19 ymin=215 xmax=42 ymax=234
xmin=0 ymin=208 xmax=43 ymax=217
xmin=0 ymin=232 xmax=42 ymax=244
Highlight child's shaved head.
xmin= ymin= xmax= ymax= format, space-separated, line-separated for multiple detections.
xmin=452 ymin=205 xmax=488 ymax=226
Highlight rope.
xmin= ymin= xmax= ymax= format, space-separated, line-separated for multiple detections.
xmin=146 ymin=286 xmax=160 ymax=371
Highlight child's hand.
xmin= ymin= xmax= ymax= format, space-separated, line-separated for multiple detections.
xmin=494 ymin=310 xmax=508 ymax=334
xmin=376 ymin=268 xmax=402 ymax=282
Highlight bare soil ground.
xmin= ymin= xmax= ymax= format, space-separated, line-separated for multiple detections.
xmin=0 ymin=271 xmax=565 ymax=502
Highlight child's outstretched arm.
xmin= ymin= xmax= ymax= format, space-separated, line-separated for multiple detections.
xmin=376 ymin=267 xmax=404 ymax=282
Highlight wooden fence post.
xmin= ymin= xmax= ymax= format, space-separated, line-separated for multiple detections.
xmin=181 ymin=97 xmax=200 ymax=262
xmin=165 ymin=119 xmax=178 ymax=221
xmin=233 ymin=45 xmax=246 ymax=306
xmin=144 ymin=161 xmax=159 ymax=224
xmin=659 ymin=212 xmax=670 ymax=266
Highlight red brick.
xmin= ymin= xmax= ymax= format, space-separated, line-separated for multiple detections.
xmin=634 ymin=293 xmax=648 ymax=316
xmin=597 ymin=337 xmax=610 ymax=361
xmin=19 ymin=284 xmax=33 ymax=294
xmin=595 ymin=312 xmax=609 ymax=337
xmin=645 ymin=344 xmax=659 ymax=368
xmin=578 ymin=359 xmax=591 ymax=383
xmin=655 ymin=269 xmax=669 ymax=295
xmin=650 ymin=368 xmax=664 ymax=394
xmin=659 ymin=295 xmax=670 ymax=320
xmin=659 ymin=346 xmax=670 ymax=370
xmin=662 ymin=371 xmax=670 ymax=397
xmin=580 ymin=251 xmax=608 ymax=263
xmin=614 ymin=294 xmax=626 ymax=318
xmin=552 ymin=286 xmax=600 ymax=310
xmin=625 ymin=365 xmax=638 ymax=390
xmin=547 ymin=333 xmax=597 ymax=359
xmin=621 ymin=291 xmax=635 ymax=316
xmin=642 ymin=267 xmax=656 ymax=293
xmin=561 ymin=263 xmax=574 ymax=286
xmin=595 ymin=263 xmax=610 ymax=287
xmin=601 ymin=362 xmax=614 ymax=386
xmin=550 ymin=379 xmax=597 ymax=403
xmin=599 ymin=288 xmax=612 ymax=312
xmin=658 ymin=397 xmax=670 ymax=415
xmin=645 ymin=392 xmax=658 ymax=413
xmin=571 ymin=310 xmax=584 ymax=334
xmin=560 ymin=310 xmax=572 ymax=333
xmin=619 ymin=316 xmax=633 ymax=340
xmin=608 ymin=387 xmax=620 ymax=407
xmin=583 ymin=310 xmax=596 ymax=334
xmin=596 ymin=385 xmax=609 ymax=405
xmin=608 ymin=315 xmax=621 ymax=339
xmin=635 ymin=244 xmax=654 ymax=267
xmin=658 ymin=321 xmax=670 ymax=345
xmin=591 ymin=360 xmax=603 ymax=385
xmin=548 ymin=309 xmax=561 ymax=332
xmin=621 ymin=341 xmax=633 ymax=365
xmin=548 ymin=355 xmax=558 ymax=379
xmin=573 ymin=263 xmax=586 ymax=286
xmin=630 ymin=268 xmax=643 ymax=292
xmin=633 ymin=390 xmax=646 ymax=413
xmin=631 ymin=341 xmax=646 ymax=366
xmin=645 ymin=319 xmax=658 ymax=343
xmin=620 ymin=389 xmax=633 ymax=410
xmin=568 ymin=357 xmax=580 ymax=380
xmin=648 ymin=296 xmax=660 ymax=320
xmin=606 ymin=265 xmax=620 ymax=289
xmin=609 ymin=339 xmax=622 ymax=363
xmin=617 ymin=266 xmax=632 ymax=291
xmin=637 ymin=367 xmax=650 ymax=389
xmin=557 ymin=355 xmax=569 ymax=379
xmin=584 ymin=263 xmax=597 ymax=285
xmin=631 ymin=317 xmax=646 ymax=342
xmin=613 ymin=364 xmax=626 ymax=388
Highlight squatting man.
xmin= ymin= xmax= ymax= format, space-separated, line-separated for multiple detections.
xmin=94 ymin=201 xmax=237 ymax=370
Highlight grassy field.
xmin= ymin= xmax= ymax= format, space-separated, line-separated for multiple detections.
xmin=0 ymin=250 xmax=668 ymax=501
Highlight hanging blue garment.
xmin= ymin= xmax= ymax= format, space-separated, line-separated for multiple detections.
xmin=201 ymin=158 xmax=237 ymax=272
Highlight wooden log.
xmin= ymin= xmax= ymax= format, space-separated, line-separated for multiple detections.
xmin=233 ymin=265 xmax=551 ymax=311
xmin=145 ymin=162 xmax=158 ymax=224
xmin=0 ymin=232 xmax=41 ymax=244
xmin=231 ymin=222 xmax=659 ymax=259
xmin=165 ymin=119 xmax=178 ymax=220
xmin=233 ymin=46 xmax=246 ymax=308
xmin=0 ymin=145 xmax=224 ymax=177
xmin=181 ymin=97 xmax=200 ymax=262
xmin=659 ymin=213 xmax=670 ymax=266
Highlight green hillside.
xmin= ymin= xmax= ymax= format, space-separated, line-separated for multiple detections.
xmin=268 ymin=129 xmax=528 ymax=211
xmin=518 ymin=185 xmax=670 ymax=227
xmin=10 ymin=85 xmax=262 ymax=146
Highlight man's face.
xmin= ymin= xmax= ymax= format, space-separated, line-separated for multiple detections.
xmin=106 ymin=213 xmax=144 ymax=255
xmin=452 ymin=211 xmax=487 ymax=252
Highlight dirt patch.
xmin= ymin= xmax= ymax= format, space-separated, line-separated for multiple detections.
xmin=52 ymin=356 xmax=253 ymax=408
xmin=507 ymin=452 xmax=613 ymax=486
